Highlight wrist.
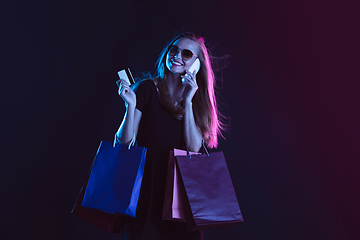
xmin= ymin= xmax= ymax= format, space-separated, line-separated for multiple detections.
xmin=126 ymin=101 xmax=136 ymax=110
xmin=184 ymin=100 xmax=192 ymax=109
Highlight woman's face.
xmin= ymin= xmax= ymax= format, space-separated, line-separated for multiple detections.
xmin=166 ymin=38 xmax=201 ymax=75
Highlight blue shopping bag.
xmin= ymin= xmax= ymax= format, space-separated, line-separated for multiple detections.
xmin=81 ymin=141 xmax=147 ymax=217
xmin=72 ymin=172 xmax=123 ymax=233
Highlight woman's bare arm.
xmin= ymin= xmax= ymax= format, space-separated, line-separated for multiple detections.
xmin=115 ymin=107 xmax=142 ymax=144
xmin=182 ymin=70 xmax=202 ymax=152
xmin=114 ymin=79 xmax=142 ymax=144
xmin=183 ymin=101 xmax=202 ymax=152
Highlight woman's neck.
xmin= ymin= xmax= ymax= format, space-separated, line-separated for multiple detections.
xmin=165 ymin=72 xmax=185 ymax=102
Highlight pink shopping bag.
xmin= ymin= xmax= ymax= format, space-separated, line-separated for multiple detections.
xmin=162 ymin=149 xmax=199 ymax=221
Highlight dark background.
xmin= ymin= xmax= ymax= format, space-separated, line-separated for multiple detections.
xmin=1 ymin=0 xmax=359 ymax=239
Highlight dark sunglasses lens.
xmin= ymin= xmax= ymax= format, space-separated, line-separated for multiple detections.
xmin=182 ymin=49 xmax=193 ymax=60
xmin=169 ymin=45 xmax=179 ymax=55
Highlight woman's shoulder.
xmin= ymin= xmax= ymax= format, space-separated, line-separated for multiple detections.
xmin=133 ymin=78 xmax=159 ymax=112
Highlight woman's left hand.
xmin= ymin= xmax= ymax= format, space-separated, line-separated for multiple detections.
xmin=181 ymin=70 xmax=198 ymax=104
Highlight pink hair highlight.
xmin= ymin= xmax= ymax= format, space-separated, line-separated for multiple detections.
xmin=202 ymin=43 xmax=220 ymax=148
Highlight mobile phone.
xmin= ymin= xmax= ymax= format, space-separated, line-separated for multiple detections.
xmin=182 ymin=58 xmax=201 ymax=82
xmin=117 ymin=68 xmax=135 ymax=85
xmin=188 ymin=58 xmax=201 ymax=74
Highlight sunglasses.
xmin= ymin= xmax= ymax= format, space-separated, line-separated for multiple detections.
xmin=168 ymin=45 xmax=195 ymax=61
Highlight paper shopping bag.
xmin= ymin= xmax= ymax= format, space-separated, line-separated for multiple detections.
xmin=71 ymin=170 xmax=123 ymax=233
xmin=81 ymin=141 xmax=147 ymax=217
xmin=162 ymin=149 xmax=199 ymax=222
xmin=175 ymin=151 xmax=243 ymax=230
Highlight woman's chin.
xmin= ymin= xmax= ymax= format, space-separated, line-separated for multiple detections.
xmin=167 ymin=66 xmax=185 ymax=75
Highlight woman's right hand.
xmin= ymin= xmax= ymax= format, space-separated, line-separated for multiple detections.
xmin=116 ymin=79 xmax=136 ymax=108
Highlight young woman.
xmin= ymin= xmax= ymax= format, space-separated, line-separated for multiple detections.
xmin=115 ymin=32 xmax=223 ymax=240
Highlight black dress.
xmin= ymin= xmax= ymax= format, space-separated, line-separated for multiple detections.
xmin=121 ymin=80 xmax=203 ymax=240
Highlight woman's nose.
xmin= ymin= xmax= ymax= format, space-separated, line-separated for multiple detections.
xmin=174 ymin=51 xmax=182 ymax=60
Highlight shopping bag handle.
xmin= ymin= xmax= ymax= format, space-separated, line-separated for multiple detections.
xmin=113 ymin=133 xmax=137 ymax=150
xmin=127 ymin=133 xmax=136 ymax=150
xmin=185 ymin=141 xmax=209 ymax=159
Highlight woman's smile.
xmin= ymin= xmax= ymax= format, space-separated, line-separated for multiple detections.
xmin=170 ymin=59 xmax=184 ymax=66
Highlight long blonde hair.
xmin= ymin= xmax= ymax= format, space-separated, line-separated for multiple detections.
xmin=155 ymin=32 xmax=224 ymax=148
